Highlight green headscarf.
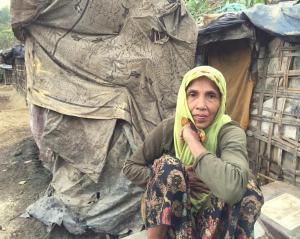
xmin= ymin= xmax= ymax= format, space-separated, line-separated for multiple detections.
xmin=174 ymin=65 xmax=231 ymax=165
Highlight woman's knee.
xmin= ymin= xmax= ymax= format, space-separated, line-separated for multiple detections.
xmin=150 ymin=155 xmax=187 ymax=194
xmin=152 ymin=155 xmax=183 ymax=171
xmin=239 ymin=180 xmax=264 ymax=221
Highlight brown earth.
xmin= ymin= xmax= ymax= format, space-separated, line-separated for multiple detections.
xmin=0 ymin=84 xmax=51 ymax=239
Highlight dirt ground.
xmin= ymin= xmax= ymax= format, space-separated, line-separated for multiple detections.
xmin=0 ymin=84 xmax=51 ymax=239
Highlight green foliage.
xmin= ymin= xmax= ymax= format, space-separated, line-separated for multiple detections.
xmin=0 ymin=6 xmax=17 ymax=50
xmin=0 ymin=27 xmax=16 ymax=49
xmin=184 ymin=0 xmax=266 ymax=21
xmin=0 ymin=6 xmax=10 ymax=24
xmin=185 ymin=0 xmax=218 ymax=21
xmin=226 ymin=0 xmax=266 ymax=7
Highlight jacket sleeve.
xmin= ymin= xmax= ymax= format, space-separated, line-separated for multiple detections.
xmin=193 ymin=124 xmax=249 ymax=205
xmin=122 ymin=119 xmax=172 ymax=188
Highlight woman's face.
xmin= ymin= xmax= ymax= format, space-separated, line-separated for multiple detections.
xmin=186 ymin=77 xmax=221 ymax=129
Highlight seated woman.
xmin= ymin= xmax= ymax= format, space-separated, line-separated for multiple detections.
xmin=123 ymin=66 xmax=263 ymax=239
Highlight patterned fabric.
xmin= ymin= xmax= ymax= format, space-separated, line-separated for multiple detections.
xmin=142 ymin=155 xmax=193 ymax=239
xmin=142 ymin=155 xmax=263 ymax=239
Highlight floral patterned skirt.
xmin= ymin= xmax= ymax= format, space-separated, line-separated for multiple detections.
xmin=142 ymin=155 xmax=264 ymax=239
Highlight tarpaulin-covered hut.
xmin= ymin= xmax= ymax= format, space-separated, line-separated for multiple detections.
xmin=196 ymin=0 xmax=300 ymax=186
xmin=0 ymin=45 xmax=25 ymax=85
xmin=197 ymin=2 xmax=300 ymax=238
xmin=11 ymin=0 xmax=197 ymax=237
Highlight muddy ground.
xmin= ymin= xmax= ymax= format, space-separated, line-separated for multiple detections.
xmin=0 ymin=85 xmax=51 ymax=239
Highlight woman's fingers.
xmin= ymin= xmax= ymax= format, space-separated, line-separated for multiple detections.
xmin=186 ymin=167 xmax=210 ymax=194
xmin=190 ymin=183 xmax=210 ymax=195
xmin=181 ymin=124 xmax=200 ymax=143
xmin=180 ymin=124 xmax=190 ymax=140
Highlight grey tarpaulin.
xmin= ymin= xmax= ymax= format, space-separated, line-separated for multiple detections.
xmin=243 ymin=1 xmax=300 ymax=42
xmin=12 ymin=0 xmax=197 ymax=235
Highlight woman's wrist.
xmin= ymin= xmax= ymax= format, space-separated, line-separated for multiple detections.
xmin=185 ymin=136 xmax=206 ymax=159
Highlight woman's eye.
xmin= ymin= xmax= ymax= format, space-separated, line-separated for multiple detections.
xmin=187 ymin=91 xmax=196 ymax=97
xmin=207 ymin=93 xmax=217 ymax=99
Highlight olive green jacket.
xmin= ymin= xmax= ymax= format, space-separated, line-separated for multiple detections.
xmin=123 ymin=118 xmax=250 ymax=205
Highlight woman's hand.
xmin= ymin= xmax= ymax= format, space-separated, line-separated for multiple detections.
xmin=180 ymin=123 xmax=206 ymax=159
xmin=180 ymin=123 xmax=200 ymax=143
xmin=186 ymin=166 xmax=210 ymax=197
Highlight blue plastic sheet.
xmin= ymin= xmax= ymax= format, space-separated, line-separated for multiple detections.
xmin=217 ymin=3 xmax=246 ymax=13
xmin=243 ymin=1 xmax=300 ymax=42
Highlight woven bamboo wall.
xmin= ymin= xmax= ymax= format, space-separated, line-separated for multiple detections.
xmin=3 ymin=68 xmax=13 ymax=85
xmin=14 ymin=57 xmax=26 ymax=96
xmin=247 ymin=38 xmax=300 ymax=185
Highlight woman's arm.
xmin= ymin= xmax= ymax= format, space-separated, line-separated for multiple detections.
xmin=182 ymin=123 xmax=249 ymax=205
xmin=194 ymin=124 xmax=249 ymax=205
xmin=123 ymin=118 xmax=174 ymax=188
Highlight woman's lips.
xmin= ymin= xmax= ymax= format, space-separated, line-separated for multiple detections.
xmin=193 ymin=115 xmax=208 ymax=122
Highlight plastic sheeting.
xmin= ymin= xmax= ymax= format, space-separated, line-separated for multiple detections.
xmin=11 ymin=0 xmax=197 ymax=236
xmin=20 ymin=0 xmax=197 ymax=144
xmin=24 ymin=108 xmax=144 ymax=235
xmin=243 ymin=1 xmax=300 ymax=42
xmin=197 ymin=13 xmax=255 ymax=46
xmin=197 ymin=1 xmax=300 ymax=46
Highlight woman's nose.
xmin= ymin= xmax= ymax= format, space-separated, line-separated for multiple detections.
xmin=195 ymin=96 xmax=207 ymax=110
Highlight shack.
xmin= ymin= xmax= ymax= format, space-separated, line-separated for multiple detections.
xmin=196 ymin=1 xmax=300 ymax=186
xmin=196 ymin=1 xmax=300 ymax=238
xmin=11 ymin=0 xmax=197 ymax=237
xmin=0 ymin=45 xmax=26 ymax=93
